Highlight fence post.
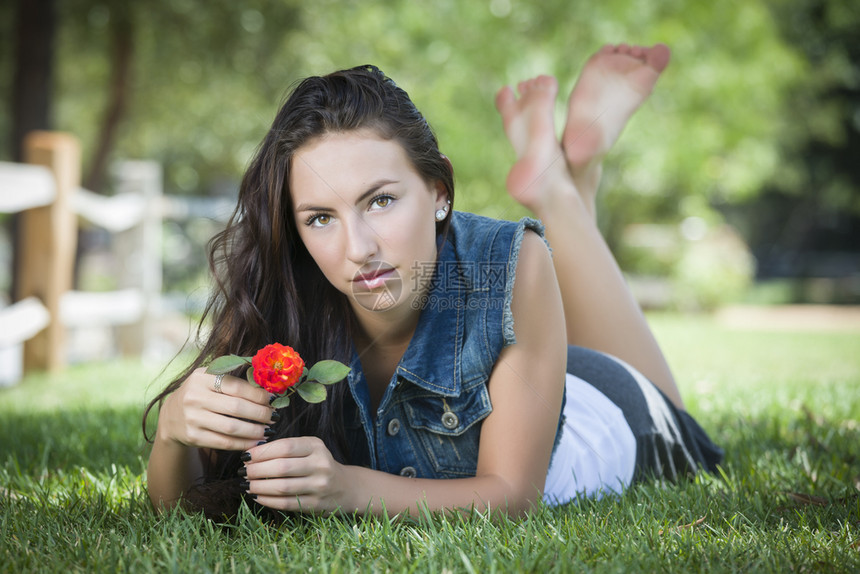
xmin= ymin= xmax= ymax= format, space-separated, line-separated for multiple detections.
xmin=113 ymin=160 xmax=163 ymax=357
xmin=17 ymin=131 xmax=80 ymax=373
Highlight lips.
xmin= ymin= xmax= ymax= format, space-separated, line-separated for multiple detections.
xmin=352 ymin=264 xmax=396 ymax=291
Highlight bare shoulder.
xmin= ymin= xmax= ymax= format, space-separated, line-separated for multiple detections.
xmin=510 ymin=229 xmax=561 ymax=337
xmin=516 ymin=229 xmax=553 ymax=271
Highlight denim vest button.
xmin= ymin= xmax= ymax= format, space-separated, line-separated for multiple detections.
xmin=400 ymin=466 xmax=417 ymax=478
xmin=387 ymin=418 xmax=401 ymax=436
xmin=441 ymin=411 xmax=459 ymax=429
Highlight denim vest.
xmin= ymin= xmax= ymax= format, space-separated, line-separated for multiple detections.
xmin=343 ymin=211 xmax=555 ymax=479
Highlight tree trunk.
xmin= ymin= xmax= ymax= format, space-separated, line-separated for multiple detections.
xmin=10 ymin=0 xmax=56 ymax=301
xmin=11 ymin=0 xmax=55 ymax=162
xmin=84 ymin=3 xmax=134 ymax=194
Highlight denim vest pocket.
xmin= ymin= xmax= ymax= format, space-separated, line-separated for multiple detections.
xmin=401 ymin=380 xmax=492 ymax=477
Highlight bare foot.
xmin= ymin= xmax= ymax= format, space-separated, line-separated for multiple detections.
xmin=562 ymin=43 xmax=671 ymax=215
xmin=495 ymin=75 xmax=575 ymax=213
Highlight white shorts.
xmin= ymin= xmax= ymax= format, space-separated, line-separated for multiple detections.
xmin=542 ymin=373 xmax=637 ymax=505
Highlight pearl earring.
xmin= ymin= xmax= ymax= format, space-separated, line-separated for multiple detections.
xmin=435 ymin=206 xmax=448 ymax=221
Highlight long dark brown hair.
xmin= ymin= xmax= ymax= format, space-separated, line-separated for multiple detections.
xmin=143 ymin=65 xmax=455 ymax=519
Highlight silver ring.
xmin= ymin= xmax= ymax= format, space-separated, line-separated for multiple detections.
xmin=213 ymin=373 xmax=225 ymax=394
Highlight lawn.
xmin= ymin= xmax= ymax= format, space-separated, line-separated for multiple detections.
xmin=1 ymin=313 xmax=858 ymax=572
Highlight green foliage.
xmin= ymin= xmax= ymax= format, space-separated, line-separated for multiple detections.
xmin=762 ymin=0 xmax=860 ymax=213
xmin=51 ymin=0 xmax=302 ymax=194
xmin=672 ymin=225 xmax=756 ymax=311
xmin=296 ymin=380 xmax=326 ymax=403
xmin=204 ymin=353 xmax=250 ymax=374
xmin=307 ymin=359 xmax=352 ymax=385
xmin=1 ymin=319 xmax=859 ymax=572
xmin=2 ymin=0 xmax=810 ymax=211
xmin=270 ymin=394 xmax=290 ymax=408
xmin=3 ymin=0 xmax=856 ymax=288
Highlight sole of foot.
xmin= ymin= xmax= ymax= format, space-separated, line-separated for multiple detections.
xmin=561 ymin=43 xmax=671 ymax=175
xmin=495 ymin=75 xmax=573 ymax=212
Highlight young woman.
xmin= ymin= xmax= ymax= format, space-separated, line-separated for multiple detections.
xmin=145 ymin=43 xmax=722 ymax=519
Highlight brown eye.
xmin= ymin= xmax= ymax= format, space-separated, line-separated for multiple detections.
xmin=307 ymin=213 xmax=332 ymax=227
xmin=370 ymin=195 xmax=394 ymax=210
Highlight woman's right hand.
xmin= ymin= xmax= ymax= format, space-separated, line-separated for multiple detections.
xmin=157 ymin=367 xmax=275 ymax=452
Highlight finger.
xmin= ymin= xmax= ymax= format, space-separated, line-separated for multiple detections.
xmin=246 ymin=476 xmax=320 ymax=499
xmin=189 ymin=369 xmax=274 ymax=424
xmin=211 ymin=393 xmax=275 ymax=425
xmin=194 ymin=367 xmax=270 ymax=405
xmin=192 ymin=388 xmax=274 ymax=426
xmin=183 ymin=425 xmax=264 ymax=452
xmin=244 ymin=436 xmax=321 ymax=462
xmin=244 ymin=456 xmax=309 ymax=480
xmin=196 ymin=411 xmax=269 ymax=441
xmin=216 ymin=373 xmax=271 ymax=405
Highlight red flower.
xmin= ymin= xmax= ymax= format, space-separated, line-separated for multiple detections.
xmin=251 ymin=343 xmax=305 ymax=394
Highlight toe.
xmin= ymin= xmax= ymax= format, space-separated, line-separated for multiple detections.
xmin=521 ymin=77 xmax=543 ymax=95
xmin=646 ymin=43 xmax=671 ymax=72
xmin=495 ymin=85 xmax=516 ymax=114
xmin=534 ymin=74 xmax=559 ymax=93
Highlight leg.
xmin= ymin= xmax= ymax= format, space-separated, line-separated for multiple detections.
xmin=561 ymin=43 xmax=671 ymax=219
xmin=495 ymin=58 xmax=685 ymax=410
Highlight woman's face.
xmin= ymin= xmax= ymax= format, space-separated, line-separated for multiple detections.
xmin=290 ymin=129 xmax=448 ymax=318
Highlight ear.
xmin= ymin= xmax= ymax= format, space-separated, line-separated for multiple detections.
xmin=440 ymin=153 xmax=453 ymax=176
xmin=433 ymin=179 xmax=449 ymax=211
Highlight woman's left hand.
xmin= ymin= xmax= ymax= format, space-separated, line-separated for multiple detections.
xmin=241 ymin=437 xmax=350 ymax=513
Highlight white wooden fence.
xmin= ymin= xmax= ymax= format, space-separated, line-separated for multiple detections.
xmin=0 ymin=132 xmax=164 ymax=386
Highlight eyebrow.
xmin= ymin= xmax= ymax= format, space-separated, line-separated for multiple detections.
xmin=294 ymin=179 xmax=398 ymax=213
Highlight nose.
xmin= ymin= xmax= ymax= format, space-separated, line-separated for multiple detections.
xmin=344 ymin=215 xmax=380 ymax=264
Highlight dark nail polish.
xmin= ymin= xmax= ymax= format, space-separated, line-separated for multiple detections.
xmin=270 ymin=411 xmax=281 ymax=423
xmin=264 ymin=427 xmax=276 ymax=437
xmin=236 ymin=466 xmax=246 ymax=478
xmin=239 ymin=480 xmax=250 ymax=490
xmin=248 ymin=493 xmax=257 ymax=500
xmin=256 ymin=440 xmax=266 ymax=446
xmin=268 ymin=395 xmax=276 ymax=405
xmin=240 ymin=451 xmax=251 ymax=462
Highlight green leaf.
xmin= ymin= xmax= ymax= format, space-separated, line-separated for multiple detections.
xmin=205 ymin=355 xmax=251 ymax=374
xmin=245 ymin=366 xmax=255 ymax=385
xmin=302 ymin=367 xmax=309 ymax=381
xmin=306 ymin=360 xmax=351 ymax=385
xmin=271 ymin=395 xmax=290 ymax=408
xmin=296 ymin=381 xmax=326 ymax=403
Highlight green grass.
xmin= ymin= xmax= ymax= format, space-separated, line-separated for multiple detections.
xmin=1 ymin=314 xmax=859 ymax=572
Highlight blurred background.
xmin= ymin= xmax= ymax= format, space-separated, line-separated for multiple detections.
xmin=1 ymin=0 xmax=858 ymax=371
